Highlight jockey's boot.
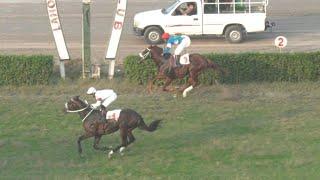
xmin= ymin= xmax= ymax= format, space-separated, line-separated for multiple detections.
xmin=170 ymin=56 xmax=176 ymax=68
xmin=100 ymin=107 xmax=107 ymax=123
xmin=175 ymin=55 xmax=182 ymax=68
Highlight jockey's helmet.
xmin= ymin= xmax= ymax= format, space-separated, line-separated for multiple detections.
xmin=87 ymin=87 xmax=96 ymax=95
xmin=161 ymin=32 xmax=170 ymax=40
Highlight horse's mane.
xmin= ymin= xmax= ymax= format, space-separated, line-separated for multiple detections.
xmin=71 ymin=96 xmax=88 ymax=108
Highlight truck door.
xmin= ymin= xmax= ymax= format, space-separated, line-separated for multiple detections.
xmin=165 ymin=1 xmax=202 ymax=35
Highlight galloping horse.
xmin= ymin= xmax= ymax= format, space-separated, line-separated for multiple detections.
xmin=139 ymin=45 xmax=226 ymax=97
xmin=64 ymin=96 xmax=161 ymax=158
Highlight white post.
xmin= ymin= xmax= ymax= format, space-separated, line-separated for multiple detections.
xmin=46 ymin=0 xmax=70 ymax=79
xmin=105 ymin=0 xmax=127 ymax=79
xmin=59 ymin=61 xmax=65 ymax=79
xmin=108 ymin=60 xmax=116 ymax=80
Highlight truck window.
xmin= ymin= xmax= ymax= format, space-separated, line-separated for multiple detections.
xmin=250 ymin=0 xmax=266 ymax=13
xmin=219 ymin=0 xmax=233 ymax=14
xmin=173 ymin=2 xmax=197 ymax=16
xmin=162 ymin=0 xmax=181 ymax=14
xmin=203 ymin=0 xmax=266 ymax=14
xmin=204 ymin=0 xmax=218 ymax=14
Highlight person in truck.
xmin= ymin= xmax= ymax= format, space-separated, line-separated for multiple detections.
xmin=181 ymin=2 xmax=197 ymax=16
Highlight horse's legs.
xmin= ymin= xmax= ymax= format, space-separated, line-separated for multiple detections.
xmin=127 ymin=129 xmax=136 ymax=145
xmin=148 ymin=74 xmax=164 ymax=93
xmin=93 ymin=135 xmax=109 ymax=151
xmin=162 ymin=77 xmax=173 ymax=91
xmin=147 ymin=75 xmax=156 ymax=93
xmin=108 ymin=127 xmax=128 ymax=158
xmin=77 ymin=133 xmax=93 ymax=155
xmin=181 ymin=73 xmax=199 ymax=97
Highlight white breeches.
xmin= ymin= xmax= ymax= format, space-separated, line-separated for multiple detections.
xmin=174 ymin=35 xmax=191 ymax=55
xmin=102 ymin=92 xmax=117 ymax=108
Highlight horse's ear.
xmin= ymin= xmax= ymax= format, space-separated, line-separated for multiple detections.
xmin=74 ymin=95 xmax=80 ymax=100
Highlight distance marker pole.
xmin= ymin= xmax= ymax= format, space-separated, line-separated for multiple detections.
xmin=82 ymin=0 xmax=91 ymax=78
xmin=105 ymin=0 xmax=127 ymax=79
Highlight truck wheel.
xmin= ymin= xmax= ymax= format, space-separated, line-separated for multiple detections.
xmin=225 ymin=25 xmax=246 ymax=43
xmin=144 ymin=26 xmax=163 ymax=45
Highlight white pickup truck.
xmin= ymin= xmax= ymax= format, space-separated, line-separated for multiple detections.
xmin=133 ymin=0 xmax=272 ymax=44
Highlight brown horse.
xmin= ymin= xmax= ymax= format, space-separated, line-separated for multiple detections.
xmin=139 ymin=45 xmax=225 ymax=97
xmin=64 ymin=96 xmax=161 ymax=158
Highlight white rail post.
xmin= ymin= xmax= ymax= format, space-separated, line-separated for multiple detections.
xmin=46 ymin=0 xmax=70 ymax=79
xmin=105 ymin=0 xmax=127 ymax=80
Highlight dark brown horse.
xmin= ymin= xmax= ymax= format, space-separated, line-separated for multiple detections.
xmin=139 ymin=45 xmax=225 ymax=97
xmin=64 ymin=96 xmax=161 ymax=158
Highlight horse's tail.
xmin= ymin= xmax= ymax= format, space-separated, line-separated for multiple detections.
xmin=207 ymin=59 xmax=228 ymax=76
xmin=138 ymin=119 xmax=162 ymax=132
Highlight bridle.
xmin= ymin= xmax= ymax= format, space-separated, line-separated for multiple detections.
xmin=139 ymin=48 xmax=151 ymax=60
xmin=65 ymin=100 xmax=95 ymax=122
xmin=64 ymin=100 xmax=89 ymax=113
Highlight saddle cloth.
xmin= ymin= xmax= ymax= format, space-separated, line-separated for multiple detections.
xmin=106 ymin=109 xmax=121 ymax=121
xmin=179 ymin=53 xmax=190 ymax=65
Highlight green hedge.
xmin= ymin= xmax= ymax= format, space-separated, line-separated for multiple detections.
xmin=0 ymin=55 xmax=53 ymax=85
xmin=124 ymin=55 xmax=158 ymax=84
xmin=124 ymin=52 xmax=320 ymax=84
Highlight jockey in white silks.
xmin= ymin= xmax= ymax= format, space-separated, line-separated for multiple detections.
xmin=161 ymin=32 xmax=191 ymax=67
xmin=87 ymin=87 xmax=117 ymax=120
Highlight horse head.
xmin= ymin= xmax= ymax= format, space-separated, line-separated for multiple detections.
xmin=139 ymin=46 xmax=152 ymax=60
xmin=65 ymin=96 xmax=89 ymax=113
xmin=139 ymin=45 xmax=164 ymax=67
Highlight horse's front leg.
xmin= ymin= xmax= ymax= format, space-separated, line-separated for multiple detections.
xmin=108 ymin=127 xmax=128 ymax=158
xmin=78 ymin=133 xmax=93 ymax=155
xmin=162 ymin=77 xmax=173 ymax=91
xmin=148 ymin=74 xmax=163 ymax=93
xmin=93 ymin=135 xmax=110 ymax=151
xmin=147 ymin=77 xmax=156 ymax=94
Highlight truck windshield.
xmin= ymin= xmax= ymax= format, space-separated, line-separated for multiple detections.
xmin=162 ymin=0 xmax=180 ymax=14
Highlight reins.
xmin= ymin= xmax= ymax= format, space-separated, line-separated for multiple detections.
xmin=65 ymin=100 xmax=95 ymax=122
xmin=65 ymin=103 xmax=89 ymax=113
xmin=81 ymin=109 xmax=94 ymax=122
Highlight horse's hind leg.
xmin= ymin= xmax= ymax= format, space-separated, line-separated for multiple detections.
xmin=181 ymin=74 xmax=199 ymax=97
xmin=108 ymin=127 xmax=128 ymax=158
xmin=127 ymin=129 xmax=136 ymax=145
xmin=78 ymin=133 xmax=93 ymax=155
xmin=93 ymin=135 xmax=110 ymax=151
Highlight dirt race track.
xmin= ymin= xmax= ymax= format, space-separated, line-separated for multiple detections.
xmin=1 ymin=0 xmax=320 ymax=65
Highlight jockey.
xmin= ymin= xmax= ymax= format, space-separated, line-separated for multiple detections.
xmin=86 ymin=87 xmax=117 ymax=120
xmin=161 ymin=32 xmax=191 ymax=67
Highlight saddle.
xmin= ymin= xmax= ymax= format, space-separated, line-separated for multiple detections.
xmin=179 ymin=53 xmax=190 ymax=65
xmin=105 ymin=109 xmax=121 ymax=121
xmin=101 ymin=109 xmax=122 ymax=130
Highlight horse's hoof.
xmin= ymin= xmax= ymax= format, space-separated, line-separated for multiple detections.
xmin=182 ymin=92 xmax=187 ymax=98
xmin=108 ymin=150 xmax=114 ymax=159
xmin=119 ymin=147 xmax=125 ymax=156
